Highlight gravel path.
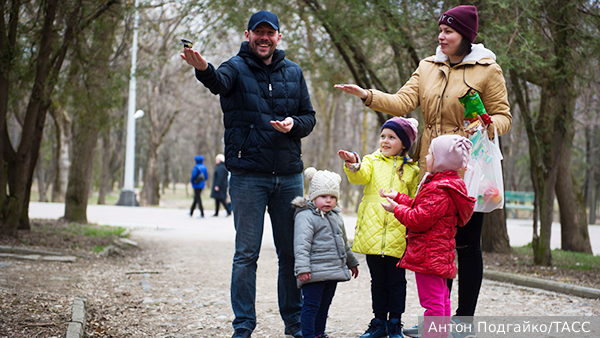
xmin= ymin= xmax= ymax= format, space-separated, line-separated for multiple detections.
xmin=117 ymin=223 xmax=600 ymax=337
xmin=2 ymin=203 xmax=598 ymax=337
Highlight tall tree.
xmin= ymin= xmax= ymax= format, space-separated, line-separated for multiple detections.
xmin=0 ymin=0 xmax=118 ymax=236
xmin=488 ymin=0 xmax=597 ymax=264
xmin=64 ymin=2 xmax=125 ymax=222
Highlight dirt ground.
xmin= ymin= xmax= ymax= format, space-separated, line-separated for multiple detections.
xmin=1 ymin=219 xmax=599 ymax=338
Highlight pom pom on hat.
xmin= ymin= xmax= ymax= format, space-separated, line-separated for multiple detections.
xmin=381 ymin=117 xmax=419 ymax=150
xmin=438 ymin=5 xmax=478 ymax=43
xmin=430 ymin=135 xmax=473 ymax=173
xmin=304 ymin=167 xmax=341 ymax=201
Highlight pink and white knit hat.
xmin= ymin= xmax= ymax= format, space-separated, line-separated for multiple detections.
xmin=430 ymin=135 xmax=473 ymax=173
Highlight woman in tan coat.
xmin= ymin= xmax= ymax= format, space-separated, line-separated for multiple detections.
xmin=336 ymin=5 xmax=511 ymax=337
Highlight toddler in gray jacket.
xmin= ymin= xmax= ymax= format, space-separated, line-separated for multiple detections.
xmin=293 ymin=167 xmax=359 ymax=338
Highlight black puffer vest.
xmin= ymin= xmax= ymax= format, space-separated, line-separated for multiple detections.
xmin=197 ymin=42 xmax=316 ymax=175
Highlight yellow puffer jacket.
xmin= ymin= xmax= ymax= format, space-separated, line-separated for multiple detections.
xmin=344 ymin=150 xmax=419 ymax=258
xmin=363 ymin=44 xmax=512 ymax=179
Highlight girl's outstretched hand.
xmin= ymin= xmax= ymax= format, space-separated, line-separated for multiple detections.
xmin=381 ymin=197 xmax=398 ymax=213
xmin=338 ymin=150 xmax=358 ymax=163
xmin=379 ymin=188 xmax=397 ymax=201
xmin=334 ymin=84 xmax=368 ymax=100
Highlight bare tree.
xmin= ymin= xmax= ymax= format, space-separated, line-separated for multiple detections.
xmin=0 ymin=0 xmax=119 ymax=236
xmin=64 ymin=3 xmax=125 ymax=223
xmin=498 ymin=0 xmax=596 ymax=264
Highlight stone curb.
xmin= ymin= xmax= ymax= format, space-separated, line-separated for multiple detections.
xmin=66 ymin=296 xmax=87 ymax=338
xmin=484 ymin=270 xmax=600 ymax=299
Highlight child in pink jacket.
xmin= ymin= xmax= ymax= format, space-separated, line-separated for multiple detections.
xmin=380 ymin=135 xmax=476 ymax=338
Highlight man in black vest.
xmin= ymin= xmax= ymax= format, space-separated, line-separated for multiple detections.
xmin=182 ymin=10 xmax=316 ymax=338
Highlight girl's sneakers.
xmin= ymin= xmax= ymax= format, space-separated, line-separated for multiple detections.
xmin=388 ymin=318 xmax=405 ymax=338
xmin=360 ymin=318 xmax=388 ymax=338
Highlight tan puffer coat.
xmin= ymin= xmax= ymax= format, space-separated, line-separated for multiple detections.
xmin=363 ymin=44 xmax=512 ymax=179
xmin=344 ymin=150 xmax=420 ymax=259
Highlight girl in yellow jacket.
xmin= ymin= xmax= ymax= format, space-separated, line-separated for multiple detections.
xmin=338 ymin=116 xmax=419 ymax=338
xmin=336 ymin=5 xmax=512 ymax=337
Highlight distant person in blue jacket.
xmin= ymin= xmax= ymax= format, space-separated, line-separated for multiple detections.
xmin=190 ymin=155 xmax=209 ymax=218
xmin=181 ymin=10 xmax=316 ymax=338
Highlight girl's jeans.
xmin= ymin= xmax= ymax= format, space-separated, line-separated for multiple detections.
xmin=301 ymin=281 xmax=338 ymax=338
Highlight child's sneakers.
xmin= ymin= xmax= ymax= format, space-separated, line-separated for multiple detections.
xmin=388 ymin=318 xmax=404 ymax=338
xmin=360 ymin=318 xmax=388 ymax=338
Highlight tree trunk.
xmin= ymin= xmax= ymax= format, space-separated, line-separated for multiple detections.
xmin=586 ymin=126 xmax=597 ymax=224
xmin=64 ymin=120 xmax=100 ymax=223
xmin=1 ymin=0 xmax=61 ymax=237
xmin=482 ymin=207 xmax=511 ymax=253
xmin=97 ymin=130 xmax=111 ymax=205
xmin=556 ymin=127 xmax=593 ymax=253
xmin=141 ymin=141 xmax=161 ymax=206
xmin=35 ymin=163 xmax=47 ymax=202
xmin=109 ymin=129 xmax=125 ymax=194
xmin=531 ymin=169 xmax=557 ymax=266
xmin=521 ymin=84 xmax=566 ymax=266
xmin=49 ymin=106 xmax=71 ymax=203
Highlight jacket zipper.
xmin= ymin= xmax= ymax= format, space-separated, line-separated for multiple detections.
xmin=380 ymin=156 xmax=398 ymax=256
xmin=267 ymin=70 xmax=277 ymax=174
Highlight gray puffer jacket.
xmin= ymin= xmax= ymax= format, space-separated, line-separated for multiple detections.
xmin=292 ymin=197 xmax=359 ymax=288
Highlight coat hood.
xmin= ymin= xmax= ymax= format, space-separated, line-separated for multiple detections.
xmin=194 ymin=155 xmax=204 ymax=164
xmin=291 ymin=196 xmax=341 ymax=218
xmin=434 ymin=43 xmax=496 ymax=63
xmin=429 ymin=171 xmax=476 ymax=227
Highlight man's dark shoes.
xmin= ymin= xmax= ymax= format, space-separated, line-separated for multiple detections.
xmin=360 ymin=318 xmax=388 ymax=338
xmin=232 ymin=328 xmax=252 ymax=338
xmin=284 ymin=322 xmax=302 ymax=338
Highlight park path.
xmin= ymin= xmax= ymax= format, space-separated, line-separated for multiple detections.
xmin=26 ymin=202 xmax=600 ymax=337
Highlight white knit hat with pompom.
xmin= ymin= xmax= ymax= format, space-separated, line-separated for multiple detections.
xmin=304 ymin=167 xmax=342 ymax=201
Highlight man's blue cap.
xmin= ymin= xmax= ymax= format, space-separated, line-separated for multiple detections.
xmin=247 ymin=10 xmax=279 ymax=31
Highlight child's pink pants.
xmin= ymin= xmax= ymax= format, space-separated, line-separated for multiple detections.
xmin=415 ymin=272 xmax=450 ymax=338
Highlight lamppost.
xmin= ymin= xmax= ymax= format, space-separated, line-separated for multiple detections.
xmin=117 ymin=0 xmax=141 ymax=207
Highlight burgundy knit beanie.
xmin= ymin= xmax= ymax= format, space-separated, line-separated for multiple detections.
xmin=438 ymin=5 xmax=478 ymax=43
xmin=381 ymin=117 xmax=419 ymax=150
xmin=430 ymin=135 xmax=473 ymax=173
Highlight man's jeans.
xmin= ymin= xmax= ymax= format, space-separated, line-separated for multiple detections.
xmin=229 ymin=170 xmax=303 ymax=332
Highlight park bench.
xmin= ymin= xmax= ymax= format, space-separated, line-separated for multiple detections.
xmin=504 ymin=190 xmax=534 ymax=218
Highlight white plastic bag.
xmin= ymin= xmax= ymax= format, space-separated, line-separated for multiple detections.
xmin=463 ymin=125 xmax=504 ymax=212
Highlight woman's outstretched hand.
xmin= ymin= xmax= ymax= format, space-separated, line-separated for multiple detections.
xmin=334 ymin=84 xmax=368 ymax=100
